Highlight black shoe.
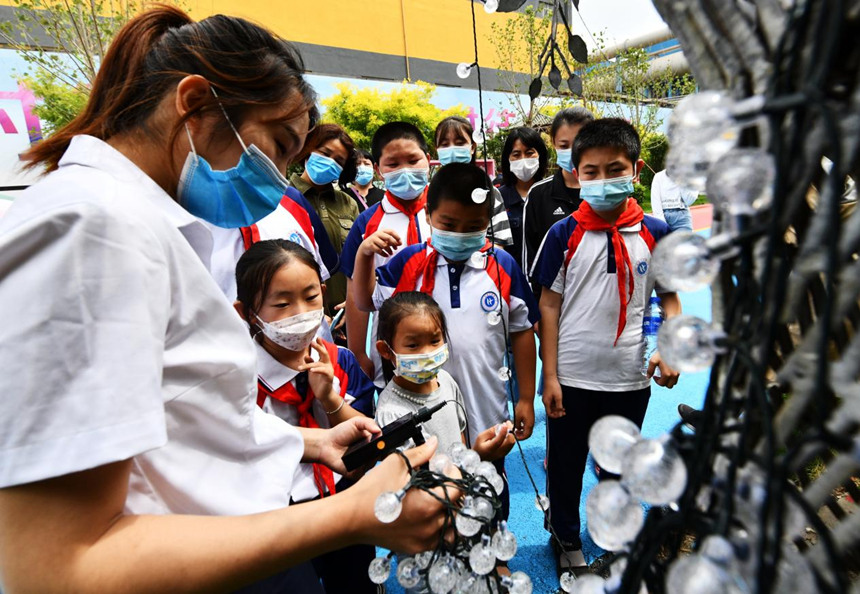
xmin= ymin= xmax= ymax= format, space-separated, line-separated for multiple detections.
xmin=678 ymin=403 xmax=705 ymax=431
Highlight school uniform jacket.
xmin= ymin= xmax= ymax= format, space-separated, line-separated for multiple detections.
xmin=373 ymin=242 xmax=539 ymax=440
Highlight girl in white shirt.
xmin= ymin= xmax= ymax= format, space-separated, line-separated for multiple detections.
xmin=0 ymin=7 xmax=451 ymax=593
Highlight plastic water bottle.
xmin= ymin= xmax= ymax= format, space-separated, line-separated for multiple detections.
xmin=642 ymin=296 xmax=663 ymax=378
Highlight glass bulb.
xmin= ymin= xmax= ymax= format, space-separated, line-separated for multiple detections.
xmin=666 ymin=91 xmax=740 ymax=193
xmin=471 ymin=188 xmax=489 ymax=204
xmin=374 ymin=489 xmax=404 ymax=523
xmin=456 ymin=496 xmax=482 ymax=537
xmin=588 ymin=415 xmax=641 ymax=474
xmin=502 ymin=571 xmax=532 ymax=594
xmin=666 ymin=554 xmax=733 ymax=594
xmin=564 ymin=573 xmax=607 ymax=594
xmin=484 ymin=0 xmax=499 ymax=13
xmin=430 ymin=452 xmax=454 ymax=475
xmin=651 ymin=231 xmax=720 ymax=293
xmin=497 ymin=366 xmax=512 ymax=381
xmin=429 ymin=556 xmax=458 ymax=594
xmin=457 ymin=62 xmax=473 ymax=79
xmin=657 ymin=315 xmax=727 ymax=372
xmin=368 ymin=555 xmax=391 ymax=584
xmin=475 ymin=460 xmax=504 ymax=495
xmin=706 ymin=148 xmax=775 ymax=217
xmin=700 ymin=535 xmax=735 ymax=566
xmin=585 ymin=480 xmax=644 ymax=551
xmin=473 ymin=128 xmax=486 ymax=145
xmin=397 ymin=556 xmax=422 ymax=589
xmin=459 ymin=449 xmax=481 ymax=474
xmin=620 ymin=437 xmax=688 ymax=505
xmin=473 ymin=496 xmax=494 ymax=520
xmin=416 ymin=550 xmax=434 ymax=569
xmin=491 ymin=521 xmax=517 ymax=561
xmin=487 ymin=311 xmax=502 ymax=326
xmin=469 ymin=535 xmax=496 ymax=575
xmin=449 ymin=442 xmax=467 ymax=466
xmin=535 ymin=493 xmax=550 ymax=511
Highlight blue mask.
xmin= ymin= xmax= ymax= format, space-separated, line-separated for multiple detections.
xmin=305 ymin=152 xmax=343 ymax=185
xmin=555 ymin=148 xmax=573 ymax=172
xmin=431 ymin=226 xmax=487 ymax=261
xmin=382 ymin=167 xmax=429 ymax=200
xmin=579 ymin=175 xmax=634 ymax=211
xmin=178 ymin=125 xmax=288 ymax=229
xmin=437 ymin=146 xmax=472 ymax=165
xmin=355 ymin=165 xmax=374 ymax=185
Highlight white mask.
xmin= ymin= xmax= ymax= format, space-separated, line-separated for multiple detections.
xmin=256 ymin=309 xmax=324 ymax=351
xmin=509 ymin=157 xmax=540 ymax=182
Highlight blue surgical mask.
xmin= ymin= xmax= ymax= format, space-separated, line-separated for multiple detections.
xmin=305 ymin=152 xmax=343 ymax=185
xmin=355 ymin=165 xmax=374 ymax=185
xmin=178 ymin=103 xmax=288 ymax=228
xmin=555 ymin=148 xmax=573 ymax=172
xmin=382 ymin=167 xmax=429 ymax=200
xmin=437 ymin=145 xmax=473 ymax=165
xmin=431 ymin=226 xmax=487 ymax=261
xmin=579 ymin=175 xmax=634 ymax=211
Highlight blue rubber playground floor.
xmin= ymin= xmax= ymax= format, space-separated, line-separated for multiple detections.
xmin=380 ymin=236 xmax=714 ymax=593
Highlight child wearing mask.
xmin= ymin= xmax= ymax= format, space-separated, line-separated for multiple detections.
xmin=233 ymin=238 xmax=377 ymax=593
xmin=352 ymin=162 xmax=540 ymax=520
xmin=532 ymin=118 xmax=681 ymax=576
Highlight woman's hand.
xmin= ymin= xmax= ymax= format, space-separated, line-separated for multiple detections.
xmin=472 ymin=421 xmax=516 ymax=461
xmin=348 ymin=436 xmax=461 ymax=554
xmin=301 ymin=417 xmax=381 ymax=476
xmin=359 ymin=229 xmax=401 ymax=258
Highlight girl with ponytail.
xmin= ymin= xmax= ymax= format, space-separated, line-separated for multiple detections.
xmin=0 ymin=7 xmax=449 ymax=592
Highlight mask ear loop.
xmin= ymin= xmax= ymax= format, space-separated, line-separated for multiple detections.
xmin=183 ymin=124 xmax=198 ymax=157
xmin=210 ymin=86 xmax=249 ymax=153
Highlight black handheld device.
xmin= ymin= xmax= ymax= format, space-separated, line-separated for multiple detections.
xmin=341 ymin=401 xmax=447 ymax=472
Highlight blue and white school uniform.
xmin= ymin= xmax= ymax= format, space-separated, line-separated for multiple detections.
xmin=255 ymin=340 xmax=375 ymax=502
xmin=341 ymin=192 xmax=432 ymax=387
xmin=207 ymin=186 xmax=340 ymax=302
xmin=372 ymin=242 xmax=539 ymax=440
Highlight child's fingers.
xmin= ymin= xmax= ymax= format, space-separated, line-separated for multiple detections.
xmin=310 ymin=338 xmax=330 ymax=362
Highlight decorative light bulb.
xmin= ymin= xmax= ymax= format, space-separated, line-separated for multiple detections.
xmin=415 ymin=550 xmax=434 ymax=569
xmin=473 ymin=128 xmax=486 ymax=145
xmin=471 ymin=187 xmax=489 ymax=204
xmin=563 ymin=573 xmax=607 ymax=594
xmin=585 ymin=480 xmax=644 ymax=551
xmin=588 ymin=415 xmax=641 ymax=474
xmin=468 ymin=535 xmax=496 ymax=575
xmin=491 ymin=520 xmax=517 ymax=561
xmin=500 ymin=571 xmax=532 ymax=594
xmin=374 ymin=489 xmax=405 ymax=523
xmin=473 ymin=496 xmax=494 ymax=520
xmin=429 ymin=556 xmax=458 ymax=594
xmin=459 ymin=449 xmax=481 ymax=474
xmin=368 ymin=555 xmax=392 ymax=584
xmin=456 ymin=496 xmax=482 ymax=537
xmin=620 ymin=436 xmax=688 ymax=505
xmin=487 ymin=311 xmax=502 ymax=326
xmin=706 ymin=148 xmax=775 ymax=217
xmin=666 ymin=91 xmax=741 ymax=192
xmin=457 ymin=62 xmax=473 ymax=79
xmin=475 ymin=461 xmax=504 ymax=495
xmin=397 ymin=556 xmax=423 ymax=589
xmin=497 ymin=366 xmax=512 ymax=381
xmin=449 ymin=442 xmax=467 ymax=466
xmin=430 ymin=452 xmax=454 ymax=475
xmin=651 ymin=231 xmax=719 ymax=293
xmin=700 ymin=535 xmax=735 ymax=566
xmin=657 ymin=315 xmax=727 ymax=372
xmin=484 ymin=0 xmax=499 ymax=13
xmin=535 ymin=493 xmax=550 ymax=511
xmin=666 ymin=554 xmax=733 ymax=594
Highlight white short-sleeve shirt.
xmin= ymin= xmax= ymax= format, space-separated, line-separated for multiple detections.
xmin=0 ymin=135 xmax=303 ymax=516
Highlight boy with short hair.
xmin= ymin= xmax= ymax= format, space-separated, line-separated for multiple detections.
xmin=352 ymin=162 xmax=540 ymax=518
xmin=533 ymin=118 xmax=681 ymax=575
xmin=341 ymin=122 xmax=433 ymax=387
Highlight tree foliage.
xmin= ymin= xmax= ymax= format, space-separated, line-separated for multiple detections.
xmin=321 ymin=81 xmax=468 ymax=151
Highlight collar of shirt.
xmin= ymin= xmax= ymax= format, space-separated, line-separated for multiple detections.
xmin=255 ymin=340 xmax=320 ymax=391
xmin=59 ymin=135 xmax=214 ymax=265
xmin=430 ymin=244 xmax=488 ymax=270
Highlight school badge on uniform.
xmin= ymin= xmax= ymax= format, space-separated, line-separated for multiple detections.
xmin=481 ymin=291 xmax=500 ymax=312
xmin=637 ymin=260 xmax=649 ymax=275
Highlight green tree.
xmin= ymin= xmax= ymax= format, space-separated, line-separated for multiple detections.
xmin=321 ymin=81 xmax=468 ymax=151
xmin=0 ymin=0 xmax=152 ymax=133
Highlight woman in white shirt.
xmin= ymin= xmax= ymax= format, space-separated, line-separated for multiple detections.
xmin=0 ymin=7 xmax=449 ymax=593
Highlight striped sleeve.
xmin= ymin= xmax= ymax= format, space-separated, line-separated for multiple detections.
xmin=284 ymin=187 xmax=339 ymax=277
xmin=490 ymin=188 xmax=513 ymax=246
xmin=339 ymin=205 xmax=377 ymax=278
xmin=335 ymin=347 xmax=376 ymax=416
xmin=372 ymin=245 xmax=423 ymax=310
xmin=534 ymin=218 xmax=576 ymax=294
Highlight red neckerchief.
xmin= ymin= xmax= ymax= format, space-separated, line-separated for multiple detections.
xmin=411 ymin=240 xmax=493 ymax=296
xmin=386 ymin=188 xmax=427 ymax=245
xmin=256 ymin=378 xmax=338 ymax=498
xmin=572 ymin=198 xmax=644 ymax=346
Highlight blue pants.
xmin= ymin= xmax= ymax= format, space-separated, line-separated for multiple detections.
xmin=662 ymin=208 xmax=693 ymax=232
xmin=545 ymin=385 xmax=651 ymax=547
